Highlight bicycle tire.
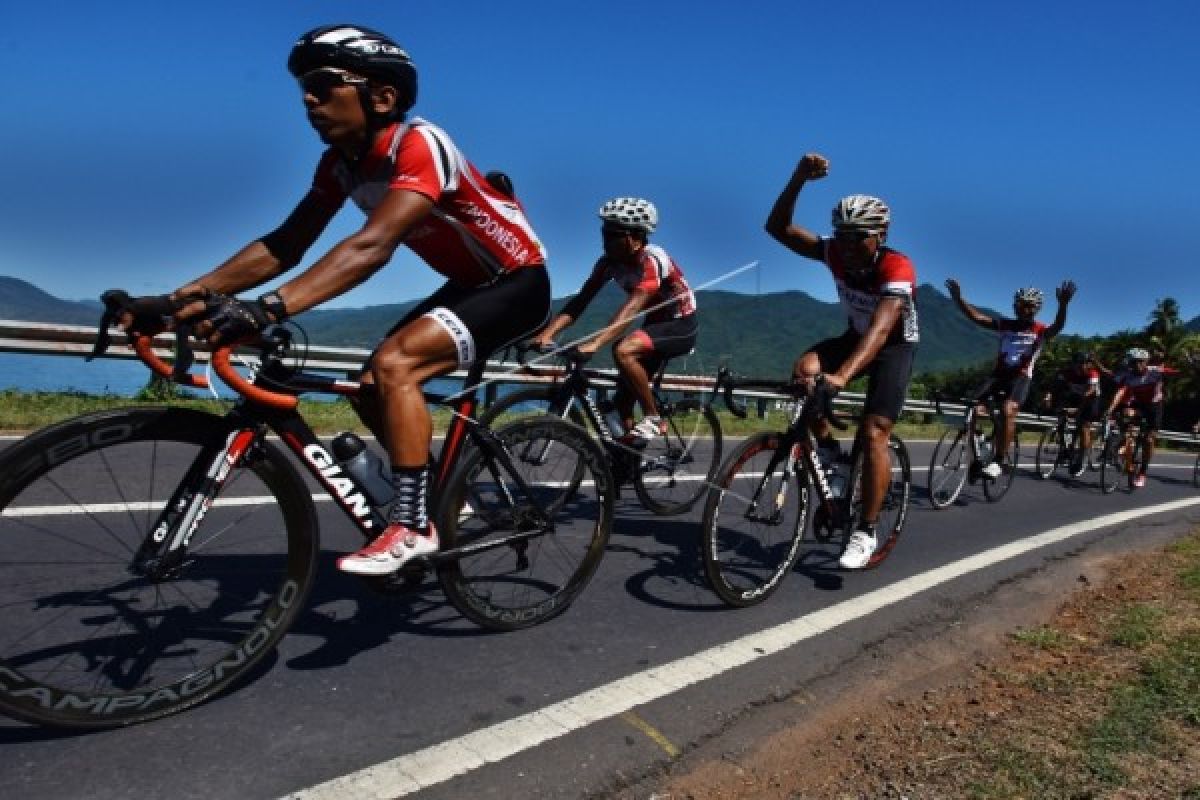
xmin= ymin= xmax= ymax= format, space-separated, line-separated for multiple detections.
xmin=927 ymin=428 xmax=969 ymax=510
xmin=0 ymin=407 xmax=317 ymax=729
xmin=981 ymin=422 xmax=1020 ymax=502
xmin=1099 ymin=433 xmax=1122 ymax=494
xmin=1127 ymin=435 xmax=1144 ymax=490
xmin=844 ymin=434 xmax=911 ymax=568
xmin=434 ymin=416 xmax=613 ymax=631
xmin=1193 ymin=452 xmax=1199 ymax=489
xmin=700 ymin=433 xmax=809 ymax=607
xmin=1034 ymin=426 xmax=1061 ymax=480
xmin=634 ymin=400 xmax=722 ymax=516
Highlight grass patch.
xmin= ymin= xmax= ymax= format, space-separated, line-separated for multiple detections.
xmin=1010 ymin=625 xmax=1069 ymax=650
xmin=1108 ymin=603 xmax=1166 ymax=649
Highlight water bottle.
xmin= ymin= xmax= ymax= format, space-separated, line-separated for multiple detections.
xmin=826 ymin=464 xmax=846 ymax=498
xmin=817 ymin=442 xmax=845 ymax=498
xmin=331 ymin=432 xmax=394 ymax=508
xmin=598 ymin=399 xmax=625 ymax=437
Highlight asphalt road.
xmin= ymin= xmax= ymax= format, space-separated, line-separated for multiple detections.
xmin=2 ymin=436 xmax=1198 ymax=800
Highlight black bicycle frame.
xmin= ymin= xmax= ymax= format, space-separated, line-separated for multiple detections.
xmin=130 ymin=356 xmax=552 ymax=580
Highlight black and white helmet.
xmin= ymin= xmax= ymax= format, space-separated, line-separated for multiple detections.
xmin=831 ymin=194 xmax=890 ymax=233
xmin=598 ymin=197 xmax=658 ymax=233
xmin=1127 ymin=347 xmax=1150 ymax=361
xmin=1014 ymin=287 xmax=1044 ymax=309
xmin=288 ymin=25 xmax=418 ymax=114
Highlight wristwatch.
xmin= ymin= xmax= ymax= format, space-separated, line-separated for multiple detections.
xmin=257 ymin=290 xmax=288 ymax=323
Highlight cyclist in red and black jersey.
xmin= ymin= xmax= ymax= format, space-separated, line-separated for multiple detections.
xmin=946 ymin=279 xmax=1076 ymax=479
xmin=167 ymin=25 xmax=551 ymax=575
xmin=765 ymin=152 xmax=918 ymax=570
xmin=532 ymin=197 xmax=698 ymax=444
xmin=1041 ymin=351 xmax=1103 ymax=472
xmin=1105 ymin=347 xmax=1181 ymax=487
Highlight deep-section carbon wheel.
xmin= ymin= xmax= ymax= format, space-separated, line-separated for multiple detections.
xmin=928 ymin=428 xmax=968 ymax=509
xmin=700 ymin=433 xmax=809 ymax=607
xmin=0 ymin=408 xmax=317 ymax=729
xmin=435 ymin=417 xmax=613 ymax=631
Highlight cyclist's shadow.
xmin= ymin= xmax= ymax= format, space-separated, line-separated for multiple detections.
xmin=281 ymin=549 xmax=492 ymax=673
xmin=615 ymin=516 xmax=845 ymax=612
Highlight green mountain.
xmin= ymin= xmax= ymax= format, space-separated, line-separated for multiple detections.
xmin=1 ymin=275 xmax=1001 ymax=377
xmin=0 ymin=277 xmax=101 ymax=326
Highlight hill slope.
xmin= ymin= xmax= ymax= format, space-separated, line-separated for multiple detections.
xmin=1 ymin=276 xmax=1000 ymax=376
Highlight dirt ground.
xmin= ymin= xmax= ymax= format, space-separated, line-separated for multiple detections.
xmin=608 ymin=529 xmax=1200 ymax=800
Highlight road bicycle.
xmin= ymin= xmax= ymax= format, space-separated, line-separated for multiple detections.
xmin=927 ymin=389 xmax=1021 ymax=509
xmin=1034 ymin=405 xmax=1101 ymax=480
xmin=0 ymin=295 xmax=614 ymax=729
xmin=478 ymin=343 xmax=724 ymax=516
xmin=699 ymin=372 xmax=911 ymax=607
xmin=1098 ymin=413 xmax=1152 ymax=493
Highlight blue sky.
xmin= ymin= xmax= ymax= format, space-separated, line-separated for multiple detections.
xmin=1 ymin=1 xmax=1196 ymax=336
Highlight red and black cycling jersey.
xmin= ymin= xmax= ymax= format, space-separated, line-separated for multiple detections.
xmin=310 ymin=118 xmax=546 ymax=287
xmin=821 ymin=240 xmax=918 ymax=345
xmin=1056 ymin=364 xmax=1100 ymax=396
xmin=991 ymin=319 xmax=1049 ymax=379
xmin=581 ymin=244 xmax=696 ymax=324
xmin=1113 ymin=365 xmax=1179 ymax=405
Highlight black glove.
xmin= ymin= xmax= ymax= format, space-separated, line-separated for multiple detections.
xmin=205 ymin=294 xmax=271 ymax=345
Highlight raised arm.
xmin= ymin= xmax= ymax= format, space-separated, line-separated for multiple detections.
xmin=945 ymin=278 xmax=995 ymax=328
xmin=764 ymin=153 xmax=830 ymax=262
xmin=1044 ymin=280 xmax=1077 ymax=338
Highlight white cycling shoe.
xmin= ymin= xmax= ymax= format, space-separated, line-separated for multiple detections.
xmin=839 ymin=529 xmax=878 ymax=570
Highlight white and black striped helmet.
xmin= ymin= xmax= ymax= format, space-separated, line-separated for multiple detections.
xmin=288 ymin=25 xmax=418 ymax=113
xmin=831 ymin=194 xmax=890 ymax=232
xmin=598 ymin=197 xmax=658 ymax=233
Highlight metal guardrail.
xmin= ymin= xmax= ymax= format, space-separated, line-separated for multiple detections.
xmin=1 ymin=319 xmax=1195 ymax=446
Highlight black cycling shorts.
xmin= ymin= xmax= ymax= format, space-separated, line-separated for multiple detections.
xmin=374 ymin=265 xmax=551 ymax=368
xmin=808 ymin=330 xmax=914 ymax=422
xmin=1063 ymin=391 xmax=1102 ymax=423
xmin=975 ymin=373 xmax=1032 ymax=408
xmin=630 ymin=314 xmax=698 ymax=359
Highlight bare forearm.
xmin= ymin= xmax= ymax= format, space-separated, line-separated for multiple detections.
xmin=276 ymin=237 xmax=392 ymax=314
xmin=185 ymin=241 xmax=291 ymax=296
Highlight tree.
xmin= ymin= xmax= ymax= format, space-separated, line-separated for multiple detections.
xmin=1147 ymin=297 xmax=1182 ymax=338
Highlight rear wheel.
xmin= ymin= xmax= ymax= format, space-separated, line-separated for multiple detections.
xmin=700 ymin=433 xmax=809 ymax=607
xmin=844 ymin=434 xmax=911 ymax=568
xmin=634 ymin=400 xmax=722 ymax=515
xmin=435 ymin=417 xmax=613 ymax=631
xmin=1034 ymin=426 xmax=1061 ymax=480
xmin=0 ymin=407 xmax=317 ymax=729
xmin=927 ymin=428 xmax=968 ymax=509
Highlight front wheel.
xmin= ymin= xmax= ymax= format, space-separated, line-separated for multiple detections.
xmin=700 ymin=433 xmax=810 ymax=607
xmin=0 ymin=407 xmax=318 ymax=729
xmin=844 ymin=434 xmax=911 ymax=568
xmin=1034 ymin=426 xmax=1062 ymax=480
xmin=634 ymin=401 xmax=722 ymax=515
xmin=434 ymin=417 xmax=613 ymax=631
xmin=1099 ymin=433 xmax=1123 ymax=494
xmin=928 ymin=428 xmax=968 ymax=510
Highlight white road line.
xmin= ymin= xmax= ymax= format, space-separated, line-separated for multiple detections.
xmin=283 ymin=495 xmax=1200 ymax=800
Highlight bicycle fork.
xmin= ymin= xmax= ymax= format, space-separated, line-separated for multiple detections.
xmin=130 ymin=428 xmax=260 ymax=581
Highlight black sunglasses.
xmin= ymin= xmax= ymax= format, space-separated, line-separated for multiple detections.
xmin=298 ymin=68 xmax=367 ymax=101
xmin=601 ymin=226 xmax=633 ymax=240
xmin=833 ymin=229 xmax=877 ymax=242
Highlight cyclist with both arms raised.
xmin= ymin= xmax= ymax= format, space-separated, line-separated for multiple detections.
xmin=137 ymin=25 xmax=552 ymax=576
xmin=530 ymin=197 xmax=698 ymax=445
xmin=945 ymin=279 xmax=1076 ymax=479
xmin=765 ymin=152 xmax=919 ymax=570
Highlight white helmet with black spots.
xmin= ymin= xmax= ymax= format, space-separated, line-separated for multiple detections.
xmin=831 ymin=194 xmax=890 ymax=233
xmin=598 ymin=197 xmax=658 ymax=234
xmin=288 ymin=24 xmax=418 ymax=116
xmin=1126 ymin=347 xmax=1150 ymax=362
xmin=1014 ymin=287 xmax=1044 ymax=309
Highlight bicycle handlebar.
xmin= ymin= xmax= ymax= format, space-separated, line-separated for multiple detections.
xmin=717 ymin=368 xmax=848 ymax=430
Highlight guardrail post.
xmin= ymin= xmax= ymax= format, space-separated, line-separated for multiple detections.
xmin=484 ymin=382 xmax=498 ymax=407
xmin=757 ymin=398 xmax=768 ymax=420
